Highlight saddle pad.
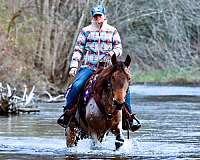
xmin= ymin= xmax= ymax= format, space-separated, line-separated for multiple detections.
xmin=83 ymin=74 xmax=98 ymax=105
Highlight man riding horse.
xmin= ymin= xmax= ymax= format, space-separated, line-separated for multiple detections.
xmin=58 ymin=5 xmax=141 ymax=132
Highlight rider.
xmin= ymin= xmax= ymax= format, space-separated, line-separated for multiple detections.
xmin=57 ymin=5 xmax=140 ymax=132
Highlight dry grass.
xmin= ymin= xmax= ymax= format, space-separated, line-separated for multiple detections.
xmin=133 ymin=68 xmax=200 ymax=85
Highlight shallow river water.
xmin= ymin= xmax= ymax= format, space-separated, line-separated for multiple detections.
xmin=0 ymin=85 xmax=200 ymax=159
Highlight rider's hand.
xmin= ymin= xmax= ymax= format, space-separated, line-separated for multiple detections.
xmin=69 ymin=68 xmax=77 ymax=77
xmin=107 ymin=51 xmax=115 ymax=57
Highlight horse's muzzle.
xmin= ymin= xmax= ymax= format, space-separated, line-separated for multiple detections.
xmin=113 ymin=99 xmax=125 ymax=110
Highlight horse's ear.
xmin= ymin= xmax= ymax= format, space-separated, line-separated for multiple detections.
xmin=124 ymin=55 xmax=131 ymax=67
xmin=111 ymin=54 xmax=117 ymax=65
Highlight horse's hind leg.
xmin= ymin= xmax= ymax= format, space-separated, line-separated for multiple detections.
xmin=99 ymin=133 xmax=106 ymax=142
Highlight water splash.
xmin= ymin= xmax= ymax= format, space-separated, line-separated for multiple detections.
xmin=66 ymin=135 xmax=141 ymax=157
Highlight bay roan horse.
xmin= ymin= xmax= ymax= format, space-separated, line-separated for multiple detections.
xmin=66 ymin=54 xmax=131 ymax=150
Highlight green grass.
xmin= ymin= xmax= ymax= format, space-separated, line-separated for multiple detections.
xmin=133 ymin=68 xmax=200 ymax=85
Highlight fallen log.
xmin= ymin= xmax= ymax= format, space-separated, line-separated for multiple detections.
xmin=17 ymin=107 xmax=40 ymax=113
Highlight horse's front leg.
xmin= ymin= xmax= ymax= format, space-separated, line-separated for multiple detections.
xmin=90 ymin=132 xmax=99 ymax=148
xmin=112 ymin=110 xmax=124 ymax=150
xmin=65 ymin=124 xmax=78 ymax=147
xmin=115 ymin=132 xmax=124 ymax=150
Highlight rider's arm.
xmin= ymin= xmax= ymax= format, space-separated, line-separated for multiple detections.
xmin=108 ymin=29 xmax=122 ymax=57
xmin=70 ymin=30 xmax=87 ymax=69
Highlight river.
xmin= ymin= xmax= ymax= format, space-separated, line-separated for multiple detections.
xmin=0 ymin=85 xmax=200 ymax=159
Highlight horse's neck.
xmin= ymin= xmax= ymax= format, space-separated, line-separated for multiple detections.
xmin=93 ymin=69 xmax=113 ymax=113
xmin=94 ymin=70 xmax=112 ymax=100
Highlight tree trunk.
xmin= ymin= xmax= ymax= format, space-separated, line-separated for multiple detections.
xmin=34 ymin=0 xmax=45 ymax=69
xmin=65 ymin=0 xmax=91 ymax=84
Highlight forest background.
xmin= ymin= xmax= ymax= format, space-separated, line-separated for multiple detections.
xmin=0 ymin=0 xmax=200 ymax=93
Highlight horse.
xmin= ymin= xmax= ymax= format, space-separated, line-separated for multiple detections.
xmin=65 ymin=54 xmax=131 ymax=150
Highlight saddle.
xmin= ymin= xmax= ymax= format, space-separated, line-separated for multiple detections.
xmin=75 ymin=69 xmax=101 ymax=128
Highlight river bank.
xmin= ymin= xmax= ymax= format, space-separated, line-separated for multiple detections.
xmin=133 ymin=68 xmax=200 ymax=87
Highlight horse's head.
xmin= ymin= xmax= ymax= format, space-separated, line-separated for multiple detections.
xmin=110 ymin=54 xmax=131 ymax=106
xmin=94 ymin=54 xmax=131 ymax=113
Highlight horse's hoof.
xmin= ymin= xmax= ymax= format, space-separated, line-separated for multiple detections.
xmin=115 ymin=134 xmax=124 ymax=150
xmin=115 ymin=141 xmax=123 ymax=150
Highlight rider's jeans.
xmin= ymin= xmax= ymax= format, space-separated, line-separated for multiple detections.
xmin=125 ymin=88 xmax=132 ymax=113
xmin=64 ymin=67 xmax=132 ymax=113
xmin=64 ymin=67 xmax=94 ymax=110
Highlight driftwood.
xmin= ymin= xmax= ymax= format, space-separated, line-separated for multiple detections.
xmin=17 ymin=107 xmax=40 ymax=113
xmin=0 ymin=83 xmax=39 ymax=114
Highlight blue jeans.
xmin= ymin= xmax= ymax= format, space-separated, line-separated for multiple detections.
xmin=64 ymin=67 xmax=94 ymax=110
xmin=125 ymin=88 xmax=132 ymax=113
xmin=64 ymin=67 xmax=132 ymax=113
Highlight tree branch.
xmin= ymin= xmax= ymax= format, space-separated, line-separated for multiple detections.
xmin=65 ymin=0 xmax=90 ymax=83
xmin=112 ymin=9 xmax=164 ymax=26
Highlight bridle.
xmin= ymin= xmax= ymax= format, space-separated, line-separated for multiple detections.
xmin=106 ymin=66 xmax=130 ymax=113
xmin=94 ymin=63 xmax=130 ymax=120
xmin=107 ymin=78 xmax=126 ymax=111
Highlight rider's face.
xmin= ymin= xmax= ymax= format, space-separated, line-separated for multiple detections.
xmin=93 ymin=14 xmax=105 ymax=25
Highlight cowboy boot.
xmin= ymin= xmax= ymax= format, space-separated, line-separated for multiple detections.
xmin=128 ymin=114 xmax=141 ymax=132
xmin=57 ymin=107 xmax=76 ymax=128
xmin=123 ymin=106 xmax=141 ymax=132
xmin=57 ymin=108 xmax=71 ymax=128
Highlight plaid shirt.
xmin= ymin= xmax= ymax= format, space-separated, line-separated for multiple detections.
xmin=70 ymin=20 xmax=122 ymax=70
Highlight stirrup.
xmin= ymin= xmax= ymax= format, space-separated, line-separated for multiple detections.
xmin=57 ymin=115 xmax=72 ymax=128
xmin=57 ymin=110 xmax=72 ymax=128
xmin=130 ymin=124 xmax=141 ymax=132
xmin=129 ymin=113 xmax=141 ymax=132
